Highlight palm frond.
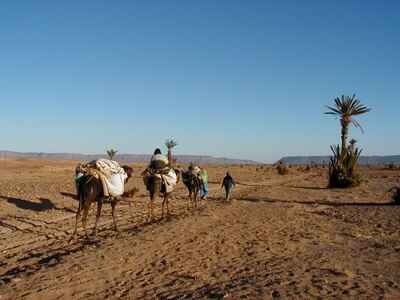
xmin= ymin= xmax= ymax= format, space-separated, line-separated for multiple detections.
xmin=165 ymin=138 xmax=178 ymax=149
xmin=351 ymin=119 xmax=365 ymax=134
xmin=325 ymin=105 xmax=342 ymax=115
xmin=325 ymin=94 xmax=370 ymax=132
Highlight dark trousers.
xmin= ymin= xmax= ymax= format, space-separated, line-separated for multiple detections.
xmin=224 ymin=184 xmax=233 ymax=201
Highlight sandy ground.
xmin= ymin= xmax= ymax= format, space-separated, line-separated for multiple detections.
xmin=0 ymin=159 xmax=399 ymax=299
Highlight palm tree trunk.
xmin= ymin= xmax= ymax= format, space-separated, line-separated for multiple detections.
xmin=167 ymin=148 xmax=172 ymax=167
xmin=340 ymin=119 xmax=349 ymax=158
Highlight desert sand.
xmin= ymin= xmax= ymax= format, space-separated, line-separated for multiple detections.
xmin=0 ymin=159 xmax=399 ymax=299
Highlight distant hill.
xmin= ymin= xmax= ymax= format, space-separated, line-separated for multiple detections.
xmin=280 ymin=155 xmax=400 ymax=165
xmin=0 ymin=151 xmax=260 ymax=165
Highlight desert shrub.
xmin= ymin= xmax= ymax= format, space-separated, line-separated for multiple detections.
xmin=389 ymin=187 xmax=400 ymax=204
xmin=328 ymin=145 xmax=362 ymax=188
xmin=385 ymin=163 xmax=397 ymax=170
xmin=276 ymin=161 xmax=289 ymax=175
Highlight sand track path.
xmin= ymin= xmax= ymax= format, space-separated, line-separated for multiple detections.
xmin=0 ymin=161 xmax=399 ymax=299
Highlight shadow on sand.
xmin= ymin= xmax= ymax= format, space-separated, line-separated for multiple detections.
xmin=286 ymin=185 xmax=329 ymax=190
xmin=1 ymin=196 xmax=56 ymax=211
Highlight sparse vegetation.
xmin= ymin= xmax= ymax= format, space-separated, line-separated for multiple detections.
xmin=348 ymin=138 xmax=357 ymax=152
xmin=106 ymin=149 xmax=118 ymax=160
xmin=325 ymin=95 xmax=370 ymax=188
xmin=328 ymin=144 xmax=362 ymax=188
xmin=385 ymin=163 xmax=398 ymax=170
xmin=276 ymin=161 xmax=289 ymax=175
xmin=256 ymin=165 xmax=265 ymax=172
xmin=388 ymin=187 xmax=400 ymax=204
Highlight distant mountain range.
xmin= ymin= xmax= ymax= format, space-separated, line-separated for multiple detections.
xmin=2 ymin=151 xmax=398 ymax=166
xmin=0 ymin=151 xmax=259 ymax=165
xmin=280 ymin=155 xmax=400 ymax=165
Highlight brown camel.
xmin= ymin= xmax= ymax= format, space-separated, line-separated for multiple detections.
xmin=70 ymin=165 xmax=134 ymax=240
xmin=181 ymin=170 xmax=202 ymax=209
xmin=144 ymin=169 xmax=180 ymax=221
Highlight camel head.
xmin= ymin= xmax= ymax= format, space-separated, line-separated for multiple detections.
xmin=122 ymin=165 xmax=134 ymax=182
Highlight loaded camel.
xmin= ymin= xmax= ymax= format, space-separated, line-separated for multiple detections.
xmin=70 ymin=165 xmax=136 ymax=240
xmin=181 ymin=169 xmax=202 ymax=209
xmin=143 ymin=168 xmax=181 ymax=221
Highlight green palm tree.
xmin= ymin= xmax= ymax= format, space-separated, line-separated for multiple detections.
xmin=165 ymin=138 xmax=178 ymax=166
xmin=325 ymin=94 xmax=370 ymax=155
xmin=107 ymin=149 xmax=118 ymax=160
xmin=348 ymin=138 xmax=357 ymax=152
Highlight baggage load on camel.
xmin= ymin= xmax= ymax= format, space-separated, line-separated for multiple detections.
xmin=150 ymin=154 xmax=169 ymax=170
xmin=75 ymin=159 xmax=128 ymax=197
xmin=142 ymin=168 xmax=178 ymax=194
xmin=155 ymin=168 xmax=178 ymax=193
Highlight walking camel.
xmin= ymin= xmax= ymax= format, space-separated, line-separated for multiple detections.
xmin=181 ymin=170 xmax=202 ymax=209
xmin=144 ymin=169 xmax=181 ymax=221
xmin=69 ymin=165 xmax=135 ymax=240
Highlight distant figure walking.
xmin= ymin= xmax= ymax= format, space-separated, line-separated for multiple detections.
xmin=198 ymin=167 xmax=209 ymax=200
xmin=222 ymin=172 xmax=235 ymax=201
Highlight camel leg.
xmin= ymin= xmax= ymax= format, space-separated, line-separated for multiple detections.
xmin=187 ymin=191 xmax=192 ymax=210
xmin=147 ymin=201 xmax=151 ymax=221
xmin=147 ymin=200 xmax=155 ymax=222
xmin=69 ymin=201 xmax=82 ymax=242
xmin=128 ymin=199 xmax=133 ymax=218
xmin=92 ymin=200 xmax=103 ymax=237
xmin=166 ymin=194 xmax=170 ymax=216
xmin=161 ymin=196 xmax=166 ymax=218
xmin=111 ymin=199 xmax=118 ymax=232
xmin=194 ymin=189 xmax=198 ymax=208
xmin=162 ymin=194 xmax=170 ymax=218
xmin=81 ymin=202 xmax=91 ymax=239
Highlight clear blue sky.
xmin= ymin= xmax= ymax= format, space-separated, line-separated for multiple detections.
xmin=1 ymin=1 xmax=399 ymax=162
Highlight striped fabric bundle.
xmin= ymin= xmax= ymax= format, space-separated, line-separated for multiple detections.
xmin=75 ymin=159 xmax=128 ymax=197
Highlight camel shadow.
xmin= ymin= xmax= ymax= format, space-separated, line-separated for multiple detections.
xmin=0 ymin=243 xmax=86 ymax=283
xmin=1 ymin=196 xmax=56 ymax=211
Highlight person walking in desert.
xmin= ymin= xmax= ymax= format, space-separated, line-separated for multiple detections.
xmin=222 ymin=171 xmax=235 ymax=201
xmin=198 ymin=166 xmax=209 ymax=200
